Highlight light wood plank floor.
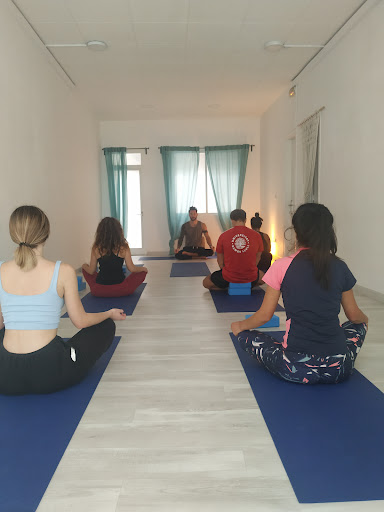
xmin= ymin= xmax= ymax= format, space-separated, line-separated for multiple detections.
xmin=37 ymin=258 xmax=384 ymax=512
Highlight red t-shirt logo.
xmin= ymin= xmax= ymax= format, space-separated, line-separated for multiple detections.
xmin=231 ymin=234 xmax=250 ymax=253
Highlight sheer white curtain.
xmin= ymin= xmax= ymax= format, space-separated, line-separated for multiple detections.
xmin=299 ymin=113 xmax=320 ymax=203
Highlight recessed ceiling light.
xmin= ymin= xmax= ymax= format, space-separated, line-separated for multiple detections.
xmin=208 ymin=104 xmax=221 ymax=110
xmin=86 ymin=41 xmax=108 ymax=52
xmin=264 ymin=41 xmax=285 ymax=53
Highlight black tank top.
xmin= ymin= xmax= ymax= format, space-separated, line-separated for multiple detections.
xmin=96 ymin=252 xmax=125 ymax=285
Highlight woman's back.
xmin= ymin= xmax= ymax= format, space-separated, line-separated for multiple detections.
xmin=96 ymin=249 xmax=126 ymax=285
xmin=0 ymin=259 xmax=64 ymax=353
xmin=269 ymin=249 xmax=356 ymax=356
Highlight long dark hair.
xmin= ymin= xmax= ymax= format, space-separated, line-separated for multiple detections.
xmin=93 ymin=217 xmax=128 ymax=256
xmin=292 ymin=203 xmax=338 ymax=289
xmin=251 ymin=212 xmax=263 ymax=230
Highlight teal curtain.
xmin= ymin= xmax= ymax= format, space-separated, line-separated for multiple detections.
xmin=160 ymin=146 xmax=199 ymax=254
xmin=103 ymin=147 xmax=128 ymax=234
xmin=205 ymin=144 xmax=249 ymax=231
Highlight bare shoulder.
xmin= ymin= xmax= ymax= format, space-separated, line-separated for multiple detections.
xmin=201 ymin=222 xmax=208 ymax=230
xmin=119 ymin=244 xmax=130 ymax=258
xmin=58 ymin=262 xmax=76 ymax=278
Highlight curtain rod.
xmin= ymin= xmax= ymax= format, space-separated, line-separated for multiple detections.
xmin=102 ymin=147 xmax=149 ymax=154
xmin=298 ymin=106 xmax=325 ymax=127
xmin=158 ymin=145 xmax=255 ymax=152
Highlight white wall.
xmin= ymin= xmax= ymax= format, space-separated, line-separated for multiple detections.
xmin=0 ymin=1 xmax=100 ymax=268
xmin=260 ymin=0 xmax=384 ymax=294
xmin=260 ymin=92 xmax=296 ymax=258
xmin=100 ymin=118 xmax=260 ymax=253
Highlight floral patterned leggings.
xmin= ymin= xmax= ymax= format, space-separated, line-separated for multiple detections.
xmin=237 ymin=321 xmax=367 ymax=384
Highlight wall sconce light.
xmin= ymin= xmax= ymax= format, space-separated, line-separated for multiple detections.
xmin=289 ymin=86 xmax=296 ymax=97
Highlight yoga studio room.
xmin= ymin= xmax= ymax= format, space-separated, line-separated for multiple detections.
xmin=1 ymin=0 xmax=384 ymax=510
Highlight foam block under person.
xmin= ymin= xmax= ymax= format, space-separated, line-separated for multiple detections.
xmin=231 ymin=203 xmax=368 ymax=385
xmin=82 ymin=217 xmax=148 ymax=297
xmin=0 ymin=206 xmax=126 ymax=395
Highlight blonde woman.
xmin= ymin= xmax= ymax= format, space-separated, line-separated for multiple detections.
xmin=0 ymin=206 xmax=126 ymax=395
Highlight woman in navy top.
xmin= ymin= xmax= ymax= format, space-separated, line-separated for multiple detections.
xmin=82 ymin=217 xmax=147 ymax=296
xmin=231 ymin=203 xmax=368 ymax=384
xmin=0 ymin=206 xmax=126 ymax=395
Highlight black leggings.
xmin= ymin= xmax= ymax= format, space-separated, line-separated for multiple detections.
xmin=175 ymin=246 xmax=213 ymax=260
xmin=0 ymin=319 xmax=115 ymax=395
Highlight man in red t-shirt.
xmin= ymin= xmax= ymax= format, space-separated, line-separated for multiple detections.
xmin=203 ymin=209 xmax=264 ymax=290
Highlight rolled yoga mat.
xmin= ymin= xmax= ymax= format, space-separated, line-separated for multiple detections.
xmin=210 ymin=288 xmax=284 ymax=313
xmin=170 ymin=262 xmax=210 ymax=277
xmin=230 ymin=330 xmax=384 ymax=503
xmin=62 ymin=283 xmax=146 ymax=317
xmin=0 ymin=336 xmax=121 ymax=512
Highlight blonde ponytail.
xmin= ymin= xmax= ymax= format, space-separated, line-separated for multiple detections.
xmin=9 ymin=206 xmax=50 ymax=271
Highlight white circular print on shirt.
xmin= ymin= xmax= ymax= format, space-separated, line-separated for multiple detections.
xmin=231 ymin=234 xmax=250 ymax=253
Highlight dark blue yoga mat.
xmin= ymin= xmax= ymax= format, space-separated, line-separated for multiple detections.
xmin=230 ymin=331 xmax=384 ymax=503
xmin=140 ymin=255 xmax=216 ymax=261
xmin=211 ymin=288 xmax=284 ymax=313
xmin=62 ymin=283 xmax=146 ymax=317
xmin=0 ymin=336 xmax=121 ymax=512
xmin=170 ymin=262 xmax=210 ymax=277
xmin=139 ymin=256 xmax=174 ymax=260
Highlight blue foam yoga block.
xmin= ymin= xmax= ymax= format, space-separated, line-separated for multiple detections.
xmin=228 ymin=282 xmax=251 ymax=296
xmin=77 ymin=275 xmax=86 ymax=291
xmin=245 ymin=313 xmax=280 ymax=328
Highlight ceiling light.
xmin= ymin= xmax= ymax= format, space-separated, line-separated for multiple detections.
xmin=45 ymin=41 xmax=108 ymax=52
xmin=86 ymin=41 xmax=108 ymax=52
xmin=264 ymin=41 xmax=325 ymax=53
xmin=208 ymin=104 xmax=221 ymax=110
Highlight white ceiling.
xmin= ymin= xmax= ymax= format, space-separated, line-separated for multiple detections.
xmin=13 ymin=0 xmax=366 ymax=120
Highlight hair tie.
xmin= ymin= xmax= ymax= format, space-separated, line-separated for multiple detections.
xmin=19 ymin=242 xmax=31 ymax=248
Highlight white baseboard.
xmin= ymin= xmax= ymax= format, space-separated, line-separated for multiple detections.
xmin=354 ymin=284 xmax=384 ymax=304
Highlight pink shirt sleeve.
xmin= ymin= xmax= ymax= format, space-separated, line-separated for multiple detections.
xmin=262 ymin=256 xmax=293 ymax=290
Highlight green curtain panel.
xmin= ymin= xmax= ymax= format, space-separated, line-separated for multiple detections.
xmin=160 ymin=146 xmax=199 ymax=254
xmin=205 ymin=144 xmax=249 ymax=231
xmin=103 ymin=147 xmax=128 ymax=234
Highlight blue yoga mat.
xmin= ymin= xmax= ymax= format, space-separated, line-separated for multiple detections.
xmin=139 ymin=256 xmax=174 ymax=260
xmin=62 ymin=283 xmax=146 ymax=317
xmin=140 ymin=255 xmax=216 ymax=261
xmin=170 ymin=262 xmax=210 ymax=277
xmin=0 ymin=336 xmax=121 ymax=512
xmin=210 ymin=288 xmax=284 ymax=313
xmin=230 ymin=331 xmax=384 ymax=503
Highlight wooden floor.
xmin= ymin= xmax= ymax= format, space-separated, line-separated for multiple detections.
xmin=37 ymin=258 xmax=384 ymax=512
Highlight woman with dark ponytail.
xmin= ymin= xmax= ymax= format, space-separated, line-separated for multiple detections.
xmin=250 ymin=212 xmax=272 ymax=273
xmin=232 ymin=203 xmax=368 ymax=385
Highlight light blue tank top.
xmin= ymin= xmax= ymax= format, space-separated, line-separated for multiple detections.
xmin=0 ymin=261 xmax=64 ymax=330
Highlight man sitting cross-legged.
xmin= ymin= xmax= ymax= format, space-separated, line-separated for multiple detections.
xmin=175 ymin=206 xmax=215 ymax=260
xmin=203 ymin=209 xmax=264 ymax=290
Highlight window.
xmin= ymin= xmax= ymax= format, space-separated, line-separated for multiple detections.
xmin=125 ymin=153 xmax=142 ymax=249
xmin=193 ymin=152 xmax=217 ymax=213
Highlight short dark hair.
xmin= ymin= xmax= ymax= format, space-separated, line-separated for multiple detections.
xmin=251 ymin=212 xmax=263 ymax=230
xmin=230 ymin=209 xmax=246 ymax=222
xmin=189 ymin=206 xmax=197 ymax=212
